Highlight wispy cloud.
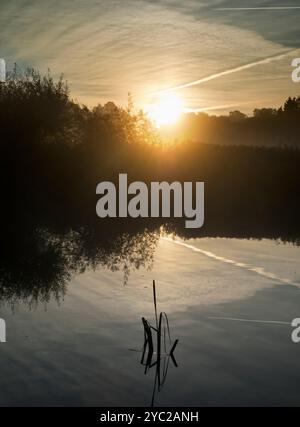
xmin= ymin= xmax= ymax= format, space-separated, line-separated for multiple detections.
xmin=0 ymin=0 xmax=298 ymax=113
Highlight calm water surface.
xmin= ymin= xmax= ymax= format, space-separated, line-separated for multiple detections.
xmin=0 ymin=237 xmax=300 ymax=406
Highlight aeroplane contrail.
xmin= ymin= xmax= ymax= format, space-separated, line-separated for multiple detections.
xmin=163 ymin=237 xmax=300 ymax=287
xmin=216 ymin=7 xmax=300 ymax=10
xmin=155 ymin=49 xmax=299 ymax=94
xmin=207 ymin=317 xmax=290 ymax=325
xmin=184 ymin=100 xmax=263 ymax=113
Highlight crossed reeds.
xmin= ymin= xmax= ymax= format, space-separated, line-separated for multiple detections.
xmin=141 ymin=280 xmax=178 ymax=406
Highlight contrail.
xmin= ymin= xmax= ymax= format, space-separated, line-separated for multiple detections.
xmin=184 ymin=100 xmax=263 ymax=113
xmin=207 ymin=316 xmax=290 ymax=325
xmin=163 ymin=237 xmax=300 ymax=287
xmin=155 ymin=49 xmax=298 ymax=94
xmin=216 ymin=7 xmax=300 ymax=11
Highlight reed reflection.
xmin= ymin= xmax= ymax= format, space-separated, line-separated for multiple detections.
xmin=140 ymin=281 xmax=179 ymax=407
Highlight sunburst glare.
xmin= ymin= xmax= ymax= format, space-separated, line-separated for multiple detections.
xmin=145 ymin=93 xmax=183 ymax=127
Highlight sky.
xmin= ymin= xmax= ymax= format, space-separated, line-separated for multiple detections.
xmin=0 ymin=0 xmax=300 ymax=115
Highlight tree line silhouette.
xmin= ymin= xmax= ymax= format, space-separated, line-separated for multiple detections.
xmin=161 ymin=97 xmax=300 ymax=147
xmin=0 ymin=67 xmax=300 ymax=305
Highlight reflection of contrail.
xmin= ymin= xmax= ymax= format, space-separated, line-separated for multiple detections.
xmin=156 ymin=49 xmax=298 ymax=94
xmin=216 ymin=7 xmax=300 ymax=10
xmin=163 ymin=237 xmax=300 ymax=287
xmin=207 ymin=317 xmax=290 ymax=325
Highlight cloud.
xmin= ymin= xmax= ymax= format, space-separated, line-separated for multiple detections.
xmin=143 ymin=0 xmax=300 ymax=48
xmin=0 ymin=0 xmax=299 ymax=113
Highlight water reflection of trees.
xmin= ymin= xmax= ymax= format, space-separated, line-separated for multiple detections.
xmin=0 ymin=221 xmax=160 ymax=308
xmin=2 ymin=210 xmax=299 ymax=308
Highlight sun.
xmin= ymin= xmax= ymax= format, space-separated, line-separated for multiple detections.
xmin=146 ymin=93 xmax=183 ymax=127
